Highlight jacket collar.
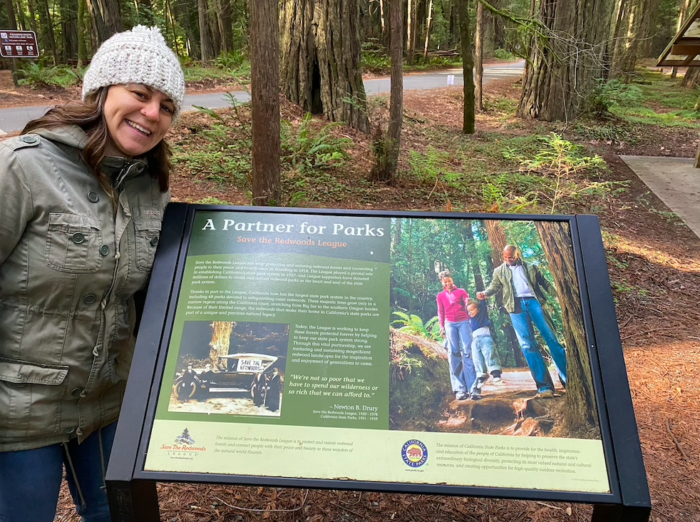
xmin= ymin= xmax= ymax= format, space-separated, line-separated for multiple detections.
xmin=33 ymin=126 xmax=148 ymax=188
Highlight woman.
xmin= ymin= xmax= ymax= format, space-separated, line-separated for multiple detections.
xmin=436 ymin=271 xmax=478 ymax=401
xmin=0 ymin=26 xmax=185 ymax=521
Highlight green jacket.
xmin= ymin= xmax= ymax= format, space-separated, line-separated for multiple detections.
xmin=0 ymin=126 xmax=170 ymax=451
xmin=483 ymin=260 xmax=556 ymax=314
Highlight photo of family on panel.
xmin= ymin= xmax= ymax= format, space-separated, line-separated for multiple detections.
xmin=169 ymin=321 xmax=288 ymax=417
xmin=389 ymin=218 xmax=600 ymax=440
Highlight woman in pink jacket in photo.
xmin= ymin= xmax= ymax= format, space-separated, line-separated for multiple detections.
xmin=437 ymin=271 xmax=478 ymax=400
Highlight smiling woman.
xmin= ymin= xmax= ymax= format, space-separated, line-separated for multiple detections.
xmin=0 ymin=25 xmax=184 ymax=522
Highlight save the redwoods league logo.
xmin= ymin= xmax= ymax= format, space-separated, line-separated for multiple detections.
xmin=175 ymin=428 xmax=196 ymax=445
xmin=402 ymin=440 xmax=428 ymax=468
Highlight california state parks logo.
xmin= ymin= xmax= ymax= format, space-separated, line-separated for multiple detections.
xmin=401 ymin=439 xmax=428 ymax=468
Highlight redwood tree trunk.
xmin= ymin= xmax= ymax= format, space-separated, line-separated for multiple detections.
xmin=483 ymin=220 xmax=526 ymax=368
xmin=423 ymin=0 xmax=433 ymax=63
xmin=475 ymin=0 xmax=484 ymax=111
xmin=371 ymin=0 xmax=403 ymax=182
xmin=517 ymin=0 xmax=615 ymax=121
xmin=198 ymin=0 xmax=216 ymax=61
xmin=280 ymin=0 xmax=370 ymax=132
xmin=458 ymin=0 xmax=475 ymax=133
xmin=535 ymin=221 xmax=598 ymax=435
xmin=250 ymin=0 xmax=281 ymax=206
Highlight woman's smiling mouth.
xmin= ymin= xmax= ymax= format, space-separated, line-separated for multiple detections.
xmin=126 ymin=120 xmax=152 ymax=136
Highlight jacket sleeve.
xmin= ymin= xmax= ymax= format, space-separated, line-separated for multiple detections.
xmin=483 ymin=267 xmax=503 ymax=297
xmin=437 ymin=293 xmax=445 ymax=329
xmin=0 ymin=144 xmax=34 ymax=266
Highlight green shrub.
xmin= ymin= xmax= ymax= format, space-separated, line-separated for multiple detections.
xmin=281 ymin=113 xmax=352 ymax=172
xmin=590 ymin=79 xmax=643 ymax=115
xmin=493 ymin=48 xmax=518 ymax=61
xmin=18 ymin=63 xmax=81 ymax=89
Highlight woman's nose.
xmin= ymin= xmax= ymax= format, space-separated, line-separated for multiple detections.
xmin=141 ymin=100 xmax=161 ymax=121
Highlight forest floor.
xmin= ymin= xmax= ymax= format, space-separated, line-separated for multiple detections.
xmin=25 ymin=67 xmax=699 ymax=521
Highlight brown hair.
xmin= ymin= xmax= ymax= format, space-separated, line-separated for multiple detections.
xmin=22 ymin=88 xmax=171 ymax=198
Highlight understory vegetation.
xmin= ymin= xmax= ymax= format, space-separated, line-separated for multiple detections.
xmin=172 ymin=67 xmax=696 ymax=217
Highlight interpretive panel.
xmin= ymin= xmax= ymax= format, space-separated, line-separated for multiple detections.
xmin=143 ymin=211 xmax=610 ymax=494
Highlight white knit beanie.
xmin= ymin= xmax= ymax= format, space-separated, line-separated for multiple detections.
xmin=83 ymin=26 xmax=185 ymax=117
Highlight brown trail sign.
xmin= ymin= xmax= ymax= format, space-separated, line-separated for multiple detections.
xmin=0 ymin=30 xmax=38 ymax=58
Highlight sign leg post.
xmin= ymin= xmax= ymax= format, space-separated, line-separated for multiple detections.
xmin=106 ymin=480 xmax=160 ymax=522
xmin=10 ymin=58 xmax=18 ymax=87
xmin=591 ymin=504 xmax=651 ymax=522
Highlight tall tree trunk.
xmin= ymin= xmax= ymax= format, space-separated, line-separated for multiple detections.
xmin=250 ymin=0 xmax=281 ymax=206
xmin=612 ymin=0 xmax=649 ymax=81
xmin=98 ymin=0 xmax=123 ymax=40
xmin=77 ymin=0 xmax=89 ymax=66
xmin=423 ymin=0 xmax=433 ymax=63
xmin=198 ymin=0 xmax=215 ymax=60
xmin=280 ymin=0 xmax=370 ymax=132
xmin=207 ymin=0 xmax=222 ymax=54
xmin=174 ymin=0 xmax=200 ymax=59
xmin=475 ymin=0 xmax=484 ymax=111
xmin=27 ymin=0 xmax=38 ymax=36
xmin=371 ymin=0 xmax=403 ymax=181
xmin=406 ymin=0 xmax=414 ymax=65
xmin=38 ymin=0 xmax=58 ymax=64
xmin=60 ymin=0 xmax=79 ymax=61
xmin=88 ymin=0 xmax=122 ymax=45
xmin=535 ymin=221 xmax=598 ymax=434
xmin=4 ymin=0 xmax=17 ymax=29
xmin=465 ymin=222 xmax=484 ymax=290
xmin=458 ymin=0 xmax=474 ymax=133
xmin=517 ymin=0 xmax=615 ymax=121
xmin=217 ymin=0 xmax=234 ymax=53
xmin=482 ymin=220 xmax=527 ymax=367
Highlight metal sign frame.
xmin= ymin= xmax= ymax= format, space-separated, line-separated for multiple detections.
xmin=105 ymin=204 xmax=651 ymax=522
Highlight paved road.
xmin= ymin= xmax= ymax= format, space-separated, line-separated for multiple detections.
xmin=0 ymin=61 xmax=524 ymax=134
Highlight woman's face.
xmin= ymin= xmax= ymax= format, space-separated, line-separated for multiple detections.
xmin=103 ymin=84 xmax=175 ymax=158
xmin=442 ymin=277 xmax=454 ymax=291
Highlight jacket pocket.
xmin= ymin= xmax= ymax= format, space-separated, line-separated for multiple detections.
xmin=133 ymin=215 xmax=161 ymax=271
xmin=45 ymin=213 xmax=103 ymax=273
xmin=0 ymin=359 xmax=68 ymax=437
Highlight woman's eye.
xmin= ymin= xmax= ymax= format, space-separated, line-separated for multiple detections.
xmin=133 ymin=91 xmax=147 ymax=99
xmin=161 ymin=105 xmax=174 ymax=114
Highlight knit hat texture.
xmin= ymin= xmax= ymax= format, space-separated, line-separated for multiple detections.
xmin=82 ymin=26 xmax=185 ymax=117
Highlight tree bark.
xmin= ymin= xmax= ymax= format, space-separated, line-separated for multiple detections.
xmin=482 ymin=220 xmax=526 ymax=368
xmin=475 ymin=0 xmax=484 ymax=111
xmin=38 ymin=0 xmax=58 ymax=64
xmin=198 ymin=0 xmax=216 ymax=61
xmin=535 ymin=221 xmax=598 ymax=434
xmin=77 ymin=0 xmax=89 ymax=66
xmin=280 ymin=0 xmax=370 ymax=132
xmin=423 ymin=0 xmax=434 ymax=63
xmin=517 ymin=0 xmax=616 ymax=122
xmin=250 ymin=0 xmax=281 ymax=206
xmin=216 ymin=0 xmax=234 ymax=53
xmin=60 ymin=0 xmax=79 ymax=61
xmin=458 ymin=0 xmax=475 ymax=133
xmin=372 ymin=0 xmax=403 ymax=182
xmin=4 ymin=0 xmax=17 ymax=30
xmin=611 ymin=0 xmax=650 ymax=81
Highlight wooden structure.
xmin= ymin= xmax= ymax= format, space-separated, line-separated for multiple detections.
xmin=658 ymin=4 xmax=700 ymax=167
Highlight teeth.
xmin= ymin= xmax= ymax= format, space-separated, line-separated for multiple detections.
xmin=126 ymin=120 xmax=152 ymax=135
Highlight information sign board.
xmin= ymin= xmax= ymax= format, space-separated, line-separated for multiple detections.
xmin=106 ymin=205 xmax=651 ymax=522
xmin=0 ymin=30 xmax=38 ymax=58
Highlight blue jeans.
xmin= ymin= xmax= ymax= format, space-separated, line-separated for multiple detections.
xmin=471 ymin=333 xmax=501 ymax=378
xmin=445 ymin=320 xmax=477 ymax=394
xmin=509 ymin=297 xmax=568 ymax=393
xmin=0 ymin=422 xmax=117 ymax=522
